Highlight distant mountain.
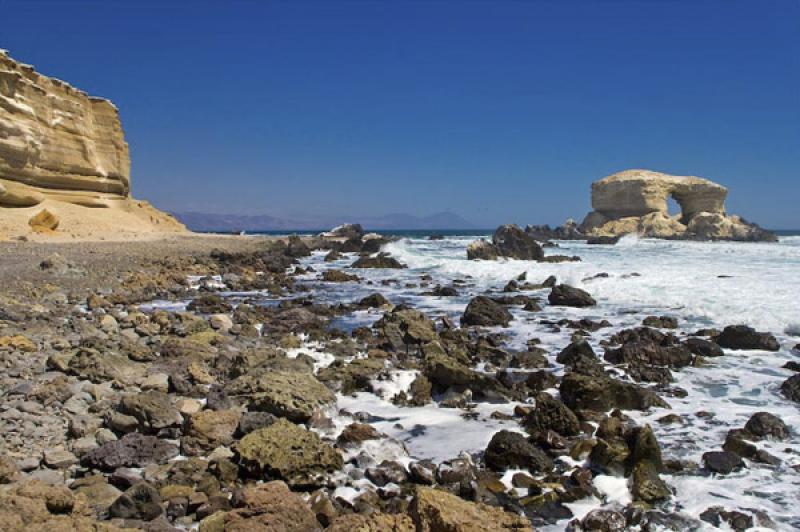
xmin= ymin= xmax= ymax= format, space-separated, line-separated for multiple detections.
xmin=172 ymin=211 xmax=477 ymax=232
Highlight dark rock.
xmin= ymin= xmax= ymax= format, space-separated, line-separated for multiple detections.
xmin=716 ymin=325 xmax=780 ymax=351
xmin=560 ymin=373 xmax=669 ymax=412
xmin=358 ymin=293 xmax=390 ymax=308
xmin=548 ymin=284 xmax=596 ymax=307
xmin=556 ymin=340 xmax=596 ymax=366
xmin=586 ymin=236 xmax=620 ymax=245
xmin=492 ymin=224 xmax=545 ymax=260
xmin=322 ymin=269 xmax=359 ymax=282
xmin=82 ymin=433 xmax=179 ymax=470
xmin=109 ymin=482 xmax=163 ymax=521
xmin=323 ymin=250 xmax=341 ymax=262
xmin=781 ymin=373 xmax=800 ymax=403
xmin=699 ymin=507 xmax=755 ymax=532
xmin=365 ymin=460 xmax=408 ymax=486
xmin=351 ymin=253 xmax=406 ymax=269
xmin=642 ymin=316 xmax=678 ymax=328
xmin=684 ymin=337 xmax=724 ymax=357
xmin=783 ymin=361 xmax=800 ymax=372
xmin=604 ymin=341 xmax=693 ymax=368
xmin=484 ymin=430 xmax=553 ymax=473
xmin=461 ymin=296 xmax=513 ymax=327
xmin=237 ymin=412 xmax=277 ymax=436
xmin=578 ymin=509 xmax=627 ymax=531
xmin=409 ymin=460 xmax=436 ymax=485
xmin=702 ymin=451 xmax=745 ymax=474
xmin=744 ymin=412 xmax=789 ymax=440
xmin=523 ymin=393 xmax=581 ymax=437
xmin=526 ymin=371 xmax=559 ymax=393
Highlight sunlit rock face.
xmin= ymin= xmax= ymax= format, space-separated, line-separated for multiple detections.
xmin=581 ymin=169 xmax=776 ymax=242
xmin=0 ymin=50 xmax=130 ymax=207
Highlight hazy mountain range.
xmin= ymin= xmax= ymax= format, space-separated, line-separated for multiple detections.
xmin=172 ymin=211 xmax=478 ymax=232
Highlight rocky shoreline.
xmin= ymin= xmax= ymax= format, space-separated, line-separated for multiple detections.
xmin=0 ymin=231 xmax=796 ymax=531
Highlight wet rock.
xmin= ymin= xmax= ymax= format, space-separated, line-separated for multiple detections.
xmin=82 ymin=432 xmax=179 ymax=470
xmin=235 ymin=418 xmax=343 ymax=488
xmin=226 ymin=370 xmax=335 ymax=422
xmin=702 ymin=450 xmax=745 ymax=474
xmin=484 ymin=430 xmax=553 ymax=473
xmin=642 ymin=316 xmax=678 ymax=328
xmin=780 ymin=373 xmax=800 ymax=403
xmin=365 ymin=460 xmax=408 ymax=486
xmin=323 ymin=250 xmax=341 ymax=262
xmin=374 ymin=308 xmax=438 ymax=350
xmin=351 ymin=253 xmax=406 ymax=269
xmin=467 ymin=239 xmax=500 ymax=260
xmin=187 ymin=294 xmax=233 ymax=314
xmin=526 ymin=371 xmax=559 ymax=393
xmin=523 ymin=393 xmax=581 ymax=437
xmin=631 ymin=461 xmax=671 ymax=503
xmin=318 ymin=356 xmax=385 ymax=395
xmin=336 ymin=423 xmax=381 ymax=446
xmin=322 ymin=269 xmax=359 ymax=282
xmin=461 ymin=296 xmax=514 ymax=327
xmin=744 ymin=412 xmax=789 ymax=440
xmin=604 ymin=341 xmax=692 ymax=368
xmin=358 ymin=293 xmax=390 ymax=308
xmin=560 ymin=373 xmax=669 ymax=411
xmin=182 ymin=409 xmax=242 ymax=455
xmin=410 ymin=486 xmax=533 ymax=531
xmin=409 ymin=461 xmax=437 ymax=485
xmin=109 ymin=482 xmax=163 ymax=521
xmin=699 ymin=507 xmax=754 ymax=532
xmin=556 ymin=340 xmax=596 ymax=366
xmin=716 ymin=325 xmax=780 ymax=351
xmin=548 ymin=284 xmax=596 ymax=307
xmin=575 ymin=509 xmax=627 ymax=531
xmin=683 ymin=337 xmax=724 ymax=357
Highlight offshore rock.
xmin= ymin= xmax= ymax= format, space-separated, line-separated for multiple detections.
xmin=468 ymin=224 xmax=545 ymax=261
xmin=580 ymin=169 xmax=776 ymax=241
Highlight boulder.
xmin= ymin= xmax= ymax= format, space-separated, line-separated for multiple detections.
xmin=410 ymin=486 xmax=533 ymax=531
xmin=716 ymin=325 xmax=780 ymax=351
xmin=235 ymin=418 xmax=342 ymax=488
xmin=224 ymin=481 xmax=319 ymax=531
xmin=82 ymin=433 xmax=179 ymax=470
xmin=580 ymin=169 xmax=776 ymax=241
xmin=524 ymin=393 xmax=581 ymax=437
xmin=461 ymin=296 xmax=513 ymax=327
xmin=743 ymin=412 xmax=788 ymax=440
xmin=226 ymin=370 xmax=335 ymax=422
xmin=548 ymin=284 xmax=596 ymax=307
xmin=780 ymin=373 xmax=800 ymax=403
xmin=483 ymin=430 xmax=553 ymax=473
xmin=322 ymin=269 xmax=359 ymax=282
xmin=702 ymin=451 xmax=744 ymax=474
xmin=684 ymin=337 xmax=724 ymax=357
xmin=182 ymin=409 xmax=242 ymax=455
xmin=604 ymin=341 xmax=693 ymax=368
xmin=467 ymin=225 xmax=544 ymax=261
xmin=327 ymin=513 xmax=414 ymax=532
xmin=118 ymin=391 xmax=182 ymax=433
xmin=351 ymin=253 xmax=406 ymax=268
xmin=560 ymin=373 xmax=669 ymax=411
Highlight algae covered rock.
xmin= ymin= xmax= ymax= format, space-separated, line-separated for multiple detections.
xmin=226 ymin=370 xmax=334 ymax=422
xmin=235 ymin=418 xmax=343 ymax=488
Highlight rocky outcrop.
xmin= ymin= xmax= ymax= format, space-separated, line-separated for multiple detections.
xmin=0 ymin=50 xmax=184 ymax=239
xmin=580 ymin=169 xmax=776 ymax=241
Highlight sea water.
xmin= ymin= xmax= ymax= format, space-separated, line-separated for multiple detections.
xmin=291 ymin=234 xmax=800 ymax=529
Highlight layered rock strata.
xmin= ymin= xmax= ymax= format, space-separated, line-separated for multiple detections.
xmin=0 ymin=50 xmax=184 ymax=238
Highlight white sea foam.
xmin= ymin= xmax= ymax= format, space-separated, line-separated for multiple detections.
xmin=285 ymin=235 xmax=800 ymax=528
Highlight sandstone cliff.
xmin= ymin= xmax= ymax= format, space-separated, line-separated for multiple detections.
xmin=580 ymin=169 xmax=775 ymax=242
xmin=0 ymin=50 xmax=185 ymax=240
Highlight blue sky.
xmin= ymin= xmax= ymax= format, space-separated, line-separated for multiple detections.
xmin=2 ymin=0 xmax=798 ymax=227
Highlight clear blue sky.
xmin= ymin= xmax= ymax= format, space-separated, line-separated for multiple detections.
xmin=2 ymin=0 xmax=798 ymax=227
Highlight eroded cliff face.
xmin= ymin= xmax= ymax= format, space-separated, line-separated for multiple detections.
xmin=0 ymin=50 xmax=131 ymax=207
xmin=580 ymin=170 xmax=775 ymax=242
xmin=0 ymin=50 xmax=184 ymax=239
